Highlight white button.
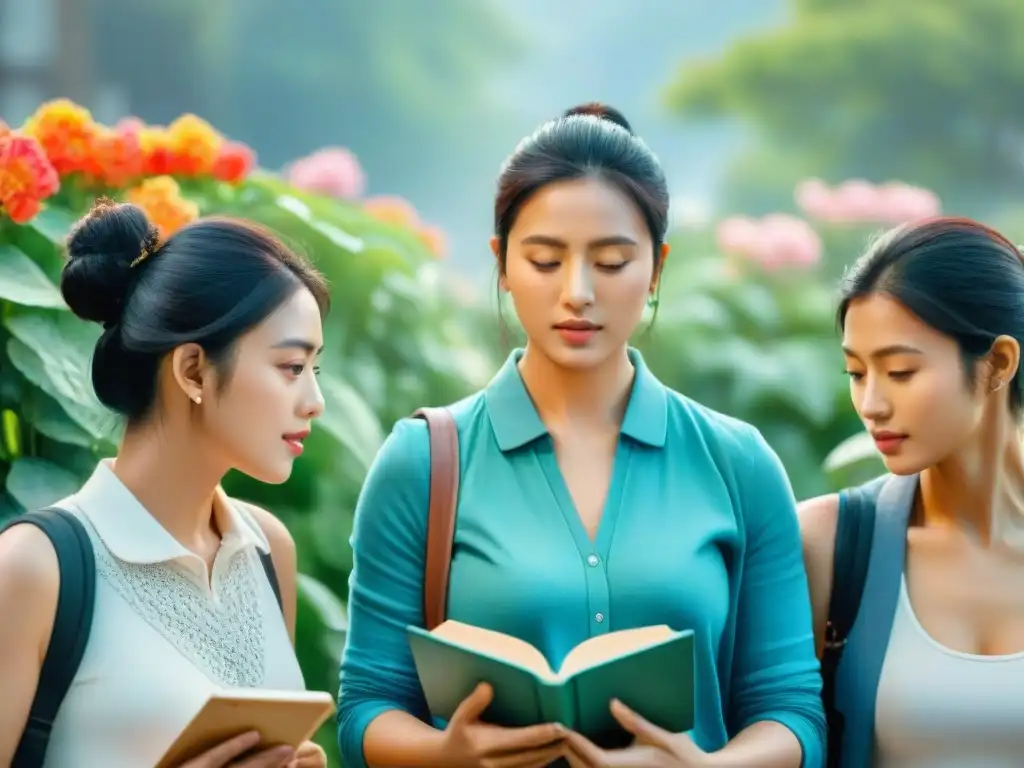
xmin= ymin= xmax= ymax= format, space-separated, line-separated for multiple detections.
xmin=595 ymin=612 xmax=605 ymax=623
xmin=587 ymin=554 xmax=599 ymax=567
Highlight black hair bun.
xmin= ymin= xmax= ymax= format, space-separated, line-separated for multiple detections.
xmin=60 ymin=199 xmax=159 ymax=328
xmin=563 ymin=102 xmax=634 ymax=135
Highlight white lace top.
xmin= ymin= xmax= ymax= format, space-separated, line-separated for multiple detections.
xmin=42 ymin=460 xmax=305 ymax=768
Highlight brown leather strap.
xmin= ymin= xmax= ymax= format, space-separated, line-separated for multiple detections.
xmin=412 ymin=407 xmax=460 ymax=631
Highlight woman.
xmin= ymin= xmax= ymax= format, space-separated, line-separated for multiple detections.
xmin=799 ymin=217 xmax=1024 ymax=766
xmin=338 ymin=104 xmax=825 ymax=768
xmin=0 ymin=201 xmax=329 ymax=768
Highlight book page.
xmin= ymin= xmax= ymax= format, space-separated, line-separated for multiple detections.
xmin=430 ymin=620 xmax=556 ymax=680
xmin=556 ymin=625 xmax=675 ymax=680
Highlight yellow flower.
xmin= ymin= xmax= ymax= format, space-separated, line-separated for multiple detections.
xmin=126 ymin=175 xmax=199 ymax=239
xmin=166 ymin=114 xmax=223 ymax=176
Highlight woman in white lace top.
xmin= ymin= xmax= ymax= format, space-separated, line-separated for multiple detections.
xmin=0 ymin=201 xmax=330 ymax=768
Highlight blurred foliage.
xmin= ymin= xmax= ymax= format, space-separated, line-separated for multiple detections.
xmin=663 ymin=0 xmax=1024 ymax=213
xmin=87 ymin=0 xmax=523 ymax=187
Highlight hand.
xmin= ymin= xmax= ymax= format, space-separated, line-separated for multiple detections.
xmin=178 ymin=730 xmax=295 ymax=768
xmin=564 ymin=700 xmax=708 ymax=768
xmin=440 ymin=682 xmax=567 ymax=767
xmin=287 ymin=740 xmax=327 ymax=767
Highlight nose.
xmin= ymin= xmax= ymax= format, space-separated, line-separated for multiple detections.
xmin=561 ymin=254 xmax=595 ymax=311
xmin=858 ymin=373 xmax=892 ymax=423
xmin=301 ymin=375 xmax=326 ymax=421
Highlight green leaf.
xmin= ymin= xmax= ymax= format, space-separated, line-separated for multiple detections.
xmin=0 ymin=244 xmax=66 ymax=309
xmin=297 ymin=573 xmax=349 ymax=634
xmin=317 ymin=371 xmax=385 ymax=475
xmin=824 ymin=430 xmax=878 ymax=473
xmin=26 ymin=205 xmax=78 ymax=249
xmin=0 ymin=492 xmax=20 ymax=522
xmin=5 ymin=457 xmax=80 ymax=510
xmin=5 ymin=328 xmax=119 ymax=444
xmin=23 ymin=392 xmax=96 ymax=448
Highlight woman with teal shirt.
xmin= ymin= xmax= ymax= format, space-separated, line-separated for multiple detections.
xmin=338 ymin=103 xmax=825 ymax=768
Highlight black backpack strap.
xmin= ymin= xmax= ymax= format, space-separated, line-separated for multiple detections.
xmin=0 ymin=507 xmax=96 ymax=768
xmin=823 ymin=483 xmax=878 ymax=768
xmin=259 ymin=551 xmax=283 ymax=613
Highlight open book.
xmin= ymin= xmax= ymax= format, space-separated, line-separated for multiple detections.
xmin=408 ymin=621 xmax=694 ymax=744
xmin=153 ymin=688 xmax=335 ymax=768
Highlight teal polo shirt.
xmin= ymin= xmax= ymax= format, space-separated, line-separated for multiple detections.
xmin=338 ymin=349 xmax=825 ymax=768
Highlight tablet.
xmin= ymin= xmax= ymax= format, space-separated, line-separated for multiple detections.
xmin=154 ymin=689 xmax=336 ymax=768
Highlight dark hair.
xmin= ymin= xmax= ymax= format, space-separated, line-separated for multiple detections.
xmin=837 ymin=216 xmax=1024 ymax=414
xmin=493 ymin=102 xmax=670 ymax=272
xmin=61 ymin=200 xmax=330 ymax=422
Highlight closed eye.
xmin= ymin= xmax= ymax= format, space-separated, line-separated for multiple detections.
xmin=889 ymin=370 xmax=915 ymax=381
xmin=597 ymin=262 xmax=628 ymax=272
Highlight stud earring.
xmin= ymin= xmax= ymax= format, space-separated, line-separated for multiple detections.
xmin=646 ymin=293 xmax=659 ymax=309
xmin=193 ymin=395 xmax=202 ymax=405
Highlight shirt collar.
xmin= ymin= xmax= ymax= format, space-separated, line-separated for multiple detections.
xmin=74 ymin=459 xmax=270 ymax=565
xmin=483 ymin=347 xmax=668 ymax=452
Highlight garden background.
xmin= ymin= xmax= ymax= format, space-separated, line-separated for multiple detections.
xmin=2 ymin=0 xmax=1020 ymax=763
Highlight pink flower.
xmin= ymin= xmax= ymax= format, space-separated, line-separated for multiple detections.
xmin=876 ymin=182 xmax=942 ymax=224
xmin=286 ymin=146 xmax=365 ymax=200
xmin=794 ymin=178 xmax=942 ymax=225
xmin=717 ymin=213 xmax=822 ymax=270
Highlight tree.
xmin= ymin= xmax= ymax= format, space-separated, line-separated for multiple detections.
xmin=662 ymin=0 xmax=1024 ymax=211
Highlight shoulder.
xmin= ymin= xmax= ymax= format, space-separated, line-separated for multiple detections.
xmin=235 ymin=501 xmax=296 ymax=560
xmin=797 ymin=493 xmax=840 ymax=558
xmin=666 ymin=390 xmax=781 ymax=474
xmin=0 ymin=521 xmax=61 ymax=654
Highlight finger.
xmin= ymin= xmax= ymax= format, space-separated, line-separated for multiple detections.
xmin=236 ymin=745 xmax=296 ymax=767
xmin=185 ymin=731 xmax=261 ymax=767
xmin=610 ymin=699 xmax=674 ymax=750
xmin=451 ymin=682 xmax=493 ymax=724
xmin=562 ymin=730 xmax=607 ymax=767
xmin=484 ymin=721 xmax=567 ymax=753
xmin=484 ymin=742 xmax=566 ymax=768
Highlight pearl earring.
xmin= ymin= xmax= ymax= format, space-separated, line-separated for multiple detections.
xmin=193 ymin=395 xmax=202 ymax=405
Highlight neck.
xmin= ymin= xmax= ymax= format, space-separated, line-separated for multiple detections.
xmin=517 ymin=344 xmax=635 ymax=433
xmin=920 ymin=413 xmax=1024 ymax=548
xmin=111 ymin=420 xmax=229 ymax=552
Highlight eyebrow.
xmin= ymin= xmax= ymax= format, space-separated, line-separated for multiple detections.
xmin=842 ymin=344 xmax=924 ymax=359
xmin=272 ymin=338 xmax=324 ymax=355
xmin=519 ymin=234 xmax=638 ymax=249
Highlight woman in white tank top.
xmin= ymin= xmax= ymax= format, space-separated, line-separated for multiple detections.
xmin=800 ymin=217 xmax=1024 ymax=767
xmin=0 ymin=201 xmax=330 ymax=767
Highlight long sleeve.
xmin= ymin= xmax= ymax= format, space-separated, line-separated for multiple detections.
xmin=337 ymin=418 xmax=433 ymax=768
xmin=727 ymin=425 xmax=827 ymax=768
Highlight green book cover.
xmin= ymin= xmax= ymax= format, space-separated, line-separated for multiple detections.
xmin=407 ymin=621 xmax=694 ymax=745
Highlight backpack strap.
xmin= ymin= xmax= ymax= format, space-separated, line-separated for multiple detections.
xmin=258 ymin=551 xmax=283 ymax=613
xmin=822 ymin=482 xmax=878 ymax=768
xmin=412 ymin=407 xmax=460 ymax=631
xmin=0 ymin=507 xmax=96 ymax=768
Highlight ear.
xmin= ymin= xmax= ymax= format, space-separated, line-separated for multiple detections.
xmin=170 ymin=342 xmax=211 ymax=404
xmin=490 ymin=236 xmax=509 ymax=292
xmin=650 ymin=242 xmax=670 ymax=294
xmin=985 ymin=334 xmax=1020 ymax=395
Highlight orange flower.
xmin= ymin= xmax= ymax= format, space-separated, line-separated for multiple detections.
xmin=363 ymin=195 xmax=420 ymax=229
xmin=89 ymin=123 xmax=144 ymax=188
xmin=0 ymin=133 xmax=60 ymax=224
xmin=126 ymin=175 xmax=199 ymax=239
xmin=0 ymin=120 xmax=9 ymax=139
xmin=167 ymin=114 xmax=223 ymax=177
xmin=21 ymin=98 xmax=99 ymax=176
xmin=211 ymin=140 xmax=256 ymax=184
xmin=418 ymin=224 xmax=448 ymax=259
xmin=138 ymin=126 xmax=176 ymax=176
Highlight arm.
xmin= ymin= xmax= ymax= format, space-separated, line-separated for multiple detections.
xmin=247 ymin=505 xmax=299 ymax=642
xmin=337 ymin=418 xmax=447 ymax=768
xmin=715 ymin=427 xmax=827 ymax=768
xmin=0 ymin=525 xmax=60 ymax=765
xmin=796 ymin=494 xmax=839 ymax=657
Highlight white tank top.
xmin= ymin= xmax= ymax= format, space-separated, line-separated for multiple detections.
xmin=875 ymin=574 xmax=1024 ymax=767
xmin=41 ymin=460 xmax=305 ymax=768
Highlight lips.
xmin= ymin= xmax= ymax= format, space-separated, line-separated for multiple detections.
xmin=553 ymin=319 xmax=602 ymax=331
xmin=871 ymin=431 xmax=908 ymax=456
xmin=283 ymin=430 xmax=310 ymax=456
